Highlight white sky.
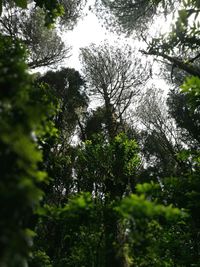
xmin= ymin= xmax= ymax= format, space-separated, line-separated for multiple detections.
xmin=63 ymin=13 xmax=106 ymax=69
xmin=63 ymin=14 xmax=128 ymax=69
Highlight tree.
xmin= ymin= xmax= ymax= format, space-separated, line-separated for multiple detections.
xmin=37 ymin=68 xmax=89 ymax=205
xmin=133 ymin=88 xmax=185 ymax=180
xmin=58 ymin=0 xmax=87 ymax=29
xmin=0 ymin=0 xmax=63 ymax=25
xmin=76 ymin=133 xmax=140 ymax=267
xmin=30 ymin=193 xmax=104 ymax=267
xmin=80 ymin=42 xmax=148 ymax=139
xmin=167 ymin=86 xmax=200 ymax=146
xmin=136 ymin=2 xmax=200 ymax=261
xmin=142 ymin=1 xmax=200 ymax=79
xmin=1 ymin=0 xmax=87 ymax=26
xmin=92 ymin=3 xmax=200 ymax=264
xmin=95 ymin=0 xmax=200 ymax=81
xmin=2 ymin=0 xmax=200 ymax=265
xmin=39 ymin=68 xmax=88 ymax=138
xmin=0 ymin=34 xmax=58 ymax=267
xmin=0 ymin=6 xmax=70 ymax=68
xmin=95 ymin=0 xmax=178 ymax=34
xmin=79 ymin=105 xmax=135 ymax=142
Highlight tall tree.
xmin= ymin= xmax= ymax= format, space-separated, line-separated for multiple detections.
xmin=37 ymin=68 xmax=88 ymax=205
xmin=80 ymin=42 xmax=148 ymax=139
xmin=39 ymin=68 xmax=88 ymax=138
xmin=0 ymin=6 xmax=70 ymax=68
xmin=134 ymin=88 xmax=184 ymax=179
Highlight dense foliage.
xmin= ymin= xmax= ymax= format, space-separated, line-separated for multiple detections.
xmin=0 ymin=0 xmax=199 ymax=266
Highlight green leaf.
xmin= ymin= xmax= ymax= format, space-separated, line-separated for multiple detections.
xmin=136 ymin=182 xmax=160 ymax=194
xmin=24 ymin=228 xmax=37 ymax=238
xmin=178 ymin=9 xmax=187 ymax=23
xmin=14 ymin=0 xmax=27 ymax=8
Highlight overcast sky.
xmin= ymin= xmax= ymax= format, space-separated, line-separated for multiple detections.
xmin=63 ymin=12 xmax=128 ymax=69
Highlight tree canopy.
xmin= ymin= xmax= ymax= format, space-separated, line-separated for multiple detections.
xmin=95 ymin=0 xmax=179 ymax=34
xmin=1 ymin=0 xmax=200 ymax=266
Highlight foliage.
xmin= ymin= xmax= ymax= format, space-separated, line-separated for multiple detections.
xmin=143 ymin=0 xmax=200 ymax=79
xmin=0 ymin=6 xmax=70 ymax=68
xmin=29 ymin=250 xmax=53 ymax=267
xmin=0 ymin=34 xmax=58 ymax=267
xmin=167 ymin=86 xmax=200 ymax=146
xmin=35 ymin=68 xmax=89 ymax=205
xmin=115 ymin=191 xmax=187 ymax=266
xmin=117 ymin=193 xmax=184 ymax=220
xmin=0 ymin=0 xmax=64 ymax=25
xmin=76 ymin=133 xmax=140 ymax=196
xmin=33 ymin=193 xmax=104 ymax=267
xmin=95 ymin=0 xmax=178 ymax=34
xmin=38 ymin=67 xmax=88 ymax=136
xmin=1 ymin=0 xmax=200 ymax=266
xmin=135 ymin=88 xmax=184 ymax=180
xmin=1 ymin=0 xmax=87 ymax=27
xmin=58 ymin=0 xmax=87 ymax=29
xmin=181 ymin=76 xmax=200 ymax=109
xmin=80 ymin=42 xmax=148 ymax=138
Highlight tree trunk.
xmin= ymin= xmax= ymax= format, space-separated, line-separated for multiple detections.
xmin=104 ymin=206 xmax=129 ymax=267
xmin=102 ymin=86 xmax=116 ymax=139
